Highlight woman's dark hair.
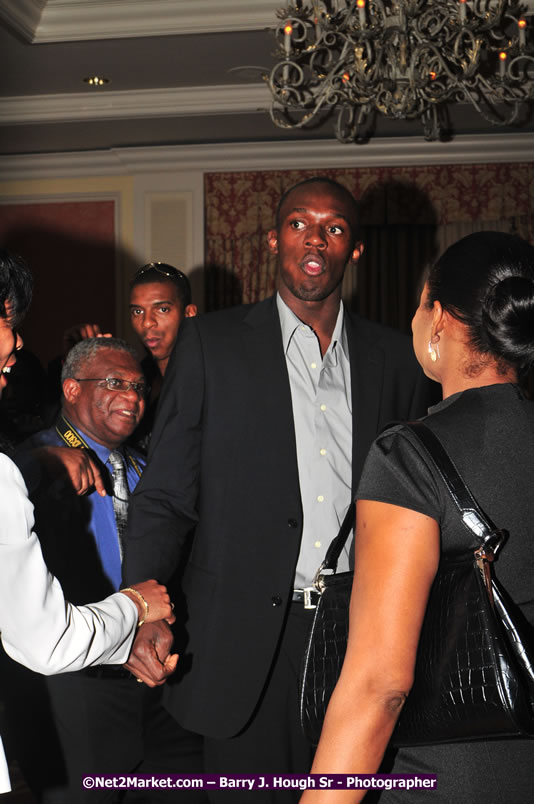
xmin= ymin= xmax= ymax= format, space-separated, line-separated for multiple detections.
xmin=426 ymin=231 xmax=534 ymax=376
xmin=0 ymin=247 xmax=33 ymax=325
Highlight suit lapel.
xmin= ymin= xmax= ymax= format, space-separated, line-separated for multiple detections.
xmin=241 ymin=296 xmax=301 ymax=496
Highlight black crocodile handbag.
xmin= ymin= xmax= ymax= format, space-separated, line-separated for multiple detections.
xmin=299 ymin=503 xmax=355 ymax=747
xmin=300 ymin=421 xmax=534 ymax=747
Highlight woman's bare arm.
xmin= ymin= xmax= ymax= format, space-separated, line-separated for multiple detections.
xmin=300 ymin=499 xmax=440 ymax=803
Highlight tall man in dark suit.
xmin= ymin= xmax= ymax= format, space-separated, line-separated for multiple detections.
xmin=123 ymin=178 xmax=433 ymax=801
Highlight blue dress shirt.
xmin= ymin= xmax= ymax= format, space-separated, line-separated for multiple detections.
xmin=25 ymin=425 xmax=144 ymax=591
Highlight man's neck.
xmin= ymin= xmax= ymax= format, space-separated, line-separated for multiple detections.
xmin=278 ymin=290 xmax=342 ymax=357
xmin=157 ymin=356 xmax=168 ymax=376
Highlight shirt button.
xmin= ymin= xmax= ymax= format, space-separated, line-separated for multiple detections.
xmin=311 ymin=362 xmax=317 ymax=369
xmin=320 ymin=404 xmax=327 ymax=411
xmin=320 ymin=448 xmax=326 ymax=456
xmin=271 ymin=596 xmax=282 ymax=607
xmin=317 ymin=495 xmax=324 ymax=502
xmin=314 ymin=541 xmax=321 ymax=549
xmin=287 ymin=518 xmax=298 ymax=529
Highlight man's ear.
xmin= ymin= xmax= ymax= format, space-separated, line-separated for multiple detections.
xmin=267 ymin=229 xmax=278 ymax=255
xmin=351 ymin=241 xmax=364 ymax=263
xmin=62 ymin=378 xmax=80 ymax=405
xmin=185 ymin=304 xmax=198 ymax=318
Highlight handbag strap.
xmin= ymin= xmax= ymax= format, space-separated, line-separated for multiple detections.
xmin=312 ymin=502 xmax=355 ymax=588
xmin=403 ymin=421 xmax=507 ymax=556
xmin=313 ymin=418 xmax=506 ymax=590
xmin=322 ymin=501 xmax=356 ymax=570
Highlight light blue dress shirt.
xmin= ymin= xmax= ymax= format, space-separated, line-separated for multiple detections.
xmin=277 ymin=294 xmax=352 ymax=589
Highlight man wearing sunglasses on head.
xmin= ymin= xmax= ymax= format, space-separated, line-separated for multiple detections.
xmin=128 ymin=263 xmax=197 ymax=453
xmin=5 ymin=337 xmax=203 ymax=803
xmin=129 ymin=262 xmax=197 ymax=379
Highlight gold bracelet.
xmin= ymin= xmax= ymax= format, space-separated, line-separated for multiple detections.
xmin=120 ymin=587 xmax=149 ymax=627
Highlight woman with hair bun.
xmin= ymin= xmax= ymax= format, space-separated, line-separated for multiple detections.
xmin=302 ymin=231 xmax=534 ymax=803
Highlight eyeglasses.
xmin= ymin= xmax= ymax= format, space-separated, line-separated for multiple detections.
xmin=74 ymin=377 xmax=148 ymax=398
xmin=134 ymin=262 xmax=188 ymax=283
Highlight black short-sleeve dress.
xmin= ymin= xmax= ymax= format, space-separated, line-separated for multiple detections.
xmin=356 ymin=383 xmax=534 ymax=802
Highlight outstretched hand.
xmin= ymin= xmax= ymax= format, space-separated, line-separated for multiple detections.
xmin=63 ymin=323 xmax=113 ymax=352
xmin=33 ymin=446 xmax=107 ymax=497
xmin=124 ymin=620 xmax=178 ymax=687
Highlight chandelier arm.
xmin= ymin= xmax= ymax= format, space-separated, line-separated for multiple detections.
xmin=457 ymin=82 xmax=521 ymax=127
xmin=337 ymin=1 xmax=359 ymax=34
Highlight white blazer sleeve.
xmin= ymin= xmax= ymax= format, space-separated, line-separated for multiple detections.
xmin=0 ymin=454 xmax=137 ymax=675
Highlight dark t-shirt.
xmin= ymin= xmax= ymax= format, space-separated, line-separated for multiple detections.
xmin=356 ymin=382 xmax=534 ymax=625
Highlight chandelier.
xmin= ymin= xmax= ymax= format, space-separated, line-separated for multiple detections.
xmin=267 ymin=1 xmax=534 ymax=142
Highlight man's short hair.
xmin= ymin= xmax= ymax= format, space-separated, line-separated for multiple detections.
xmin=0 ymin=247 xmax=33 ymax=325
xmin=275 ymin=177 xmax=360 ymax=243
xmin=61 ymin=337 xmax=139 ymax=384
xmin=130 ymin=263 xmax=192 ymax=310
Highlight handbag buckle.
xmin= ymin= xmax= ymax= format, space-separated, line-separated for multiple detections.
xmin=303 ymin=587 xmax=318 ymax=609
xmin=474 ymin=528 xmax=508 ymax=562
xmin=312 ymin=563 xmax=327 ymax=594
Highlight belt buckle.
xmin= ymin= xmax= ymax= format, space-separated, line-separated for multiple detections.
xmin=303 ymin=586 xmax=317 ymax=610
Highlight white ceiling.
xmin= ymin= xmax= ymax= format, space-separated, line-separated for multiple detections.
xmin=1 ymin=0 xmax=533 ymax=159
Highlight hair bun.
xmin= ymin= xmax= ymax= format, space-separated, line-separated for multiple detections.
xmin=483 ymin=275 xmax=534 ymax=367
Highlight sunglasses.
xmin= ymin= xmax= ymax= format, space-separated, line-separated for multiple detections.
xmin=134 ymin=263 xmax=188 ymax=283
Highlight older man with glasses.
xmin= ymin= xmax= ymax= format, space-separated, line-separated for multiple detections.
xmin=0 ymin=249 xmax=175 ymax=796
xmin=4 ymin=337 xmax=204 ymax=803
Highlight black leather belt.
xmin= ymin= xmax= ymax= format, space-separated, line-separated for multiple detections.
xmin=81 ymin=665 xmax=133 ymax=680
xmin=292 ymin=588 xmax=320 ymax=609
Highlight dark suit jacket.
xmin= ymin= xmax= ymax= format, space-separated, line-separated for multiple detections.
xmin=123 ymin=295 xmax=434 ymax=739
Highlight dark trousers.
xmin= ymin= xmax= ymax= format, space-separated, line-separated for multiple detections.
xmin=2 ymin=660 xmax=206 ymax=804
xmin=203 ymin=603 xmax=316 ymax=803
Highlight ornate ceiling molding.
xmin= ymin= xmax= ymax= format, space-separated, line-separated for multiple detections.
xmin=0 ymin=0 xmax=45 ymax=40
xmin=1 ymin=134 xmax=533 ymax=182
xmin=0 ymin=0 xmax=276 ymax=43
xmin=0 ymin=84 xmax=269 ymax=125
xmin=3 ymin=0 xmax=532 ymax=43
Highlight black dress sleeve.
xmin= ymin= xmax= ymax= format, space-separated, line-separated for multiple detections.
xmin=355 ymin=425 xmax=443 ymax=524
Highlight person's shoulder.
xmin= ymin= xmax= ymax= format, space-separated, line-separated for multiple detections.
xmin=0 ymin=451 xmax=28 ymax=495
xmin=19 ymin=424 xmax=59 ymax=450
xmin=426 ymin=383 xmax=528 ymax=437
xmin=197 ymin=297 xmax=273 ymax=327
xmin=345 ymin=310 xmax=412 ymax=351
xmin=183 ymin=297 xmax=276 ymax=342
xmin=370 ymin=420 xmax=440 ymax=474
xmin=345 ymin=311 xmax=421 ymax=379
xmin=0 ymin=451 xmax=18 ymax=477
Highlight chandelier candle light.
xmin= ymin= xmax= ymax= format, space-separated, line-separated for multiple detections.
xmin=267 ymin=1 xmax=534 ymax=141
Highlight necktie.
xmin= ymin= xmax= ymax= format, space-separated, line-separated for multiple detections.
xmin=108 ymin=450 xmax=129 ymax=561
